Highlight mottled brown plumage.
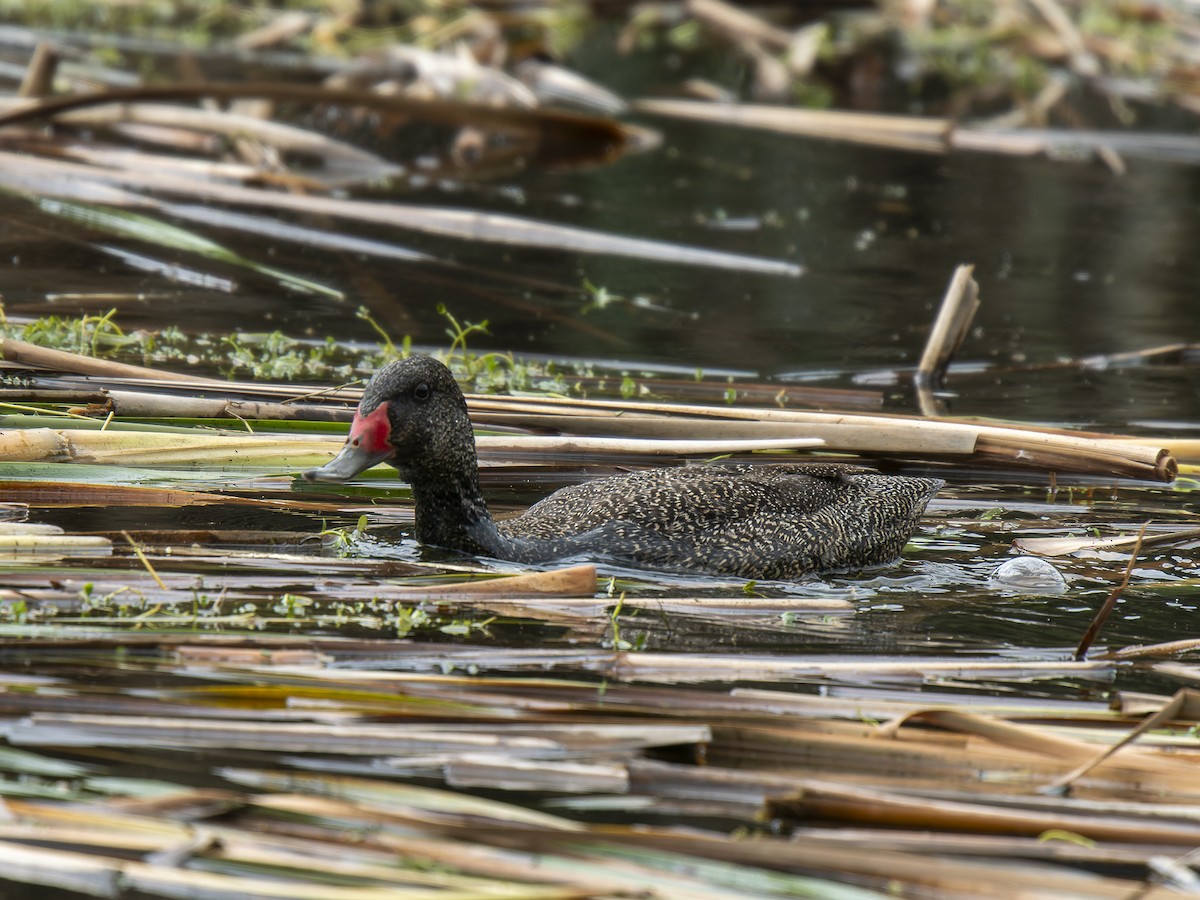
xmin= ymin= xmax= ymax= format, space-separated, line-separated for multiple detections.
xmin=305 ymin=357 xmax=944 ymax=579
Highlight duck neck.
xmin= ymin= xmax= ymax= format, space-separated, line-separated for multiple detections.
xmin=398 ymin=454 xmax=513 ymax=559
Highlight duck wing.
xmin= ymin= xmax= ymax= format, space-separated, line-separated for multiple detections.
xmin=500 ymin=463 xmax=844 ymax=540
xmin=499 ymin=463 xmax=942 ymax=579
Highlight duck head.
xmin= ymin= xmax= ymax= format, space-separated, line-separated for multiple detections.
xmin=303 ymin=356 xmax=474 ymax=483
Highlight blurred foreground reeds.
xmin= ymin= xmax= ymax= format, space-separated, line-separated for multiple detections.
xmin=0 ymin=624 xmax=1197 ymax=898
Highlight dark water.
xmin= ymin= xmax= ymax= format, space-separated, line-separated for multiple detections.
xmin=8 ymin=111 xmax=1200 ymax=415
xmin=2 ymin=34 xmax=1200 ymax=665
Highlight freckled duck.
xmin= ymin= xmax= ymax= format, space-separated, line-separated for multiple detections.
xmin=303 ymin=356 xmax=943 ymax=579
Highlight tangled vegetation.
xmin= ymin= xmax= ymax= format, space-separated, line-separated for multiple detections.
xmin=0 ymin=0 xmax=1190 ymax=123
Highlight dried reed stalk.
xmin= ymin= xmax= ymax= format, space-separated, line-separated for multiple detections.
xmin=0 ymin=82 xmax=643 ymax=149
xmin=0 ymin=337 xmax=217 ymax=383
xmin=770 ymin=781 xmax=1200 ymax=844
xmin=470 ymin=398 xmax=1175 ymax=481
xmin=685 ymin=0 xmax=795 ymax=50
xmin=0 ymin=340 xmax=1178 ymax=478
xmin=634 ymin=99 xmax=952 ymax=153
xmin=388 ymin=564 xmax=597 ymax=599
xmin=1013 ymin=526 xmax=1200 ymax=557
xmin=1073 ymin=524 xmax=1148 ymax=660
xmin=915 ymin=264 xmax=980 ymax=416
xmin=0 ymin=427 xmax=823 ymax=467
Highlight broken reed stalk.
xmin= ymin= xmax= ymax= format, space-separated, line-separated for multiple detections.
xmin=767 ymin=781 xmax=1200 ymax=845
xmin=915 ymin=264 xmax=980 ymax=417
xmin=636 ymin=99 xmax=1200 ymax=166
xmin=972 ymin=432 xmax=1174 ymax=480
xmin=0 ymin=479 xmax=305 ymax=509
xmin=0 ymin=82 xmax=641 ymax=153
xmin=1074 ymin=523 xmax=1148 ymax=661
xmin=0 ymin=427 xmax=823 ymax=467
xmin=234 ymin=10 xmax=315 ymax=50
xmin=0 ymin=99 xmax=394 ymax=181
xmin=1106 ymin=638 xmax=1200 ymax=661
xmin=65 ymin=357 xmax=1163 ymax=465
xmin=634 ymin=99 xmax=953 ymax=154
xmin=7 ymin=366 xmax=881 ymax=419
xmin=17 ymin=43 xmax=56 ymax=99
xmin=388 ymin=564 xmax=597 ymax=599
xmin=121 ymin=530 xmax=168 ymax=591
xmin=0 ymin=534 xmax=111 ymax=556
xmin=0 ymin=428 xmax=341 ymax=467
xmin=94 ymin=383 xmax=877 ymax=419
xmin=103 ymin=389 xmax=348 ymax=422
xmin=0 ymin=400 xmax=1175 ymax=481
xmin=0 ymin=418 xmax=1171 ymax=481
xmin=0 ymin=339 xmax=1178 ymax=479
xmin=1023 ymin=0 xmax=1099 ymax=76
xmin=1042 ymin=688 xmax=1200 ymax=794
xmin=469 ymin=398 xmax=1176 ymax=481
xmin=11 ymin=393 xmax=345 ymax=430
xmin=1013 ymin=526 xmax=1200 ymax=557
xmin=478 ymin=435 xmax=824 ymax=454
xmin=685 ymin=0 xmax=795 ymax=50
xmin=0 ymin=338 xmax=219 ymax=384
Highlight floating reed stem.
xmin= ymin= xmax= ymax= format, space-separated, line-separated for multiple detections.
xmin=0 ymin=428 xmax=823 ymax=467
xmin=0 ymin=341 xmax=1178 ymax=479
xmin=915 ymin=264 xmax=980 ymax=417
xmin=0 ymin=338 xmax=217 ymax=384
xmin=468 ymin=397 xmax=1176 ymax=481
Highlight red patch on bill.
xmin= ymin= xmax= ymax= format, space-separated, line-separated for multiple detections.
xmin=349 ymin=404 xmax=390 ymax=454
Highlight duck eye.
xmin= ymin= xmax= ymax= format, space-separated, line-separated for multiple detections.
xmin=413 ymin=382 xmax=431 ymax=402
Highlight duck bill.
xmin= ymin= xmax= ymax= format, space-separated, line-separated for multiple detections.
xmin=304 ymin=443 xmax=393 ymax=483
xmin=304 ymin=404 xmax=394 ymax=483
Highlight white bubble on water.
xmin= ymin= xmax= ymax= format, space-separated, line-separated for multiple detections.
xmin=988 ymin=556 xmax=1068 ymax=594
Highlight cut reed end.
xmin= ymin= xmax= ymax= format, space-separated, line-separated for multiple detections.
xmin=1156 ymin=449 xmax=1178 ymax=482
